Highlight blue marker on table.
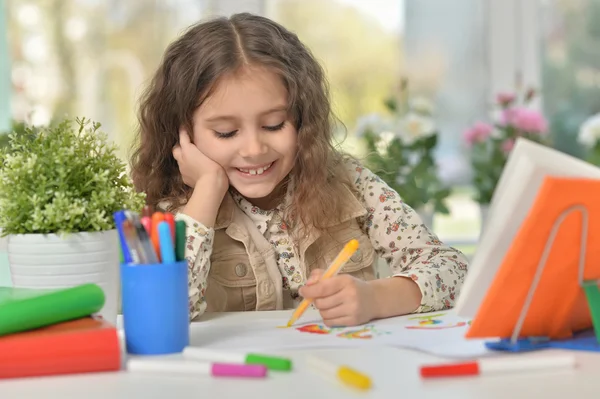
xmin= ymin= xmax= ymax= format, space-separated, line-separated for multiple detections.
xmin=158 ymin=221 xmax=175 ymax=264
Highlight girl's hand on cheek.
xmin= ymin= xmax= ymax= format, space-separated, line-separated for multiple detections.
xmin=172 ymin=129 xmax=229 ymax=194
xmin=298 ymin=269 xmax=377 ymax=327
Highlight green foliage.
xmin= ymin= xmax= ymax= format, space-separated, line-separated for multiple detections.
xmin=272 ymin=0 xmax=401 ymax=129
xmin=468 ymin=138 xmax=508 ymax=205
xmin=540 ymin=0 xmax=600 ymax=158
xmin=464 ymin=89 xmax=551 ymax=205
xmin=0 ymin=120 xmax=34 ymax=150
xmin=361 ymin=81 xmax=451 ymax=214
xmin=363 ymin=130 xmax=451 ymax=214
xmin=584 ymin=142 xmax=600 ymax=166
xmin=0 ymin=117 xmax=146 ymax=235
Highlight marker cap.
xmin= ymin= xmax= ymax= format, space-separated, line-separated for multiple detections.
xmin=245 ymin=353 xmax=292 ymax=371
xmin=337 ymin=366 xmax=372 ymax=390
xmin=420 ymin=362 xmax=480 ymax=378
xmin=211 ymin=363 xmax=267 ymax=378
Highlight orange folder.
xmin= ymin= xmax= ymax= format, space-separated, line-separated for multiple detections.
xmin=0 ymin=316 xmax=121 ymax=379
xmin=467 ymin=177 xmax=600 ymax=340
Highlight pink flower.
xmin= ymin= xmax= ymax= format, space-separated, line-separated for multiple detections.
xmin=499 ymin=107 xmax=548 ymax=134
xmin=512 ymin=108 xmax=548 ymax=133
xmin=501 ymin=139 xmax=515 ymax=153
xmin=496 ymin=92 xmax=516 ymax=107
xmin=500 ymin=108 xmax=518 ymax=126
xmin=463 ymin=122 xmax=493 ymax=145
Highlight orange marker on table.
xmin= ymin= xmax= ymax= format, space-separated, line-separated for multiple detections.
xmin=285 ymin=239 xmax=359 ymax=328
xmin=151 ymin=212 xmax=165 ymax=262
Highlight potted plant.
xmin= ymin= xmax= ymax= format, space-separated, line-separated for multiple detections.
xmin=359 ymin=79 xmax=451 ymax=228
xmin=0 ymin=117 xmax=145 ymax=323
xmin=463 ymin=88 xmax=551 ymax=233
xmin=0 ymin=120 xmax=32 ymax=149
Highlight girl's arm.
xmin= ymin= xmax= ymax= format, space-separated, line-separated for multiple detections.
xmin=175 ymin=212 xmax=214 ymax=320
xmin=348 ymin=160 xmax=469 ymax=314
xmin=175 ymin=181 xmax=223 ymax=320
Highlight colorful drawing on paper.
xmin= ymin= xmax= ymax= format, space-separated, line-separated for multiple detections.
xmin=296 ymin=324 xmax=330 ymax=335
xmin=335 ymin=327 xmax=380 ymax=340
xmin=295 ymin=324 xmax=389 ymax=339
xmin=405 ymin=313 xmax=468 ymax=330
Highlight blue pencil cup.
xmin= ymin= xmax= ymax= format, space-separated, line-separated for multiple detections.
xmin=120 ymin=260 xmax=189 ymax=355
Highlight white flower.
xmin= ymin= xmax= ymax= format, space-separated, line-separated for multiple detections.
xmin=375 ymin=131 xmax=396 ymax=155
xmin=406 ymin=150 xmax=420 ymax=167
xmin=397 ymin=113 xmax=436 ymax=144
xmin=354 ymin=113 xmax=393 ymax=137
xmin=395 ymin=173 xmax=408 ymax=185
xmin=410 ymin=96 xmax=435 ymax=115
xmin=578 ymin=113 xmax=600 ymax=148
xmin=490 ymin=126 xmax=503 ymax=139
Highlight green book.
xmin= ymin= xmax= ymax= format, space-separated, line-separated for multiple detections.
xmin=0 ymin=283 xmax=105 ymax=336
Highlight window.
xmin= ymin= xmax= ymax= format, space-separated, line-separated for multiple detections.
xmin=8 ymin=0 xmax=579 ymax=259
xmin=539 ymin=0 xmax=600 ymax=157
xmin=5 ymin=0 xmax=207 ymax=157
xmin=266 ymin=1 xmax=489 ymax=253
xmin=267 ymin=0 xmax=403 ymax=136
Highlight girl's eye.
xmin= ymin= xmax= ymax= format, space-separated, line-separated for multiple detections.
xmin=263 ymin=121 xmax=285 ymax=131
xmin=213 ymin=121 xmax=285 ymax=138
xmin=214 ymin=130 xmax=238 ymax=139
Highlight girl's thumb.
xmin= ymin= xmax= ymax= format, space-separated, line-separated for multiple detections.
xmin=306 ymin=269 xmax=324 ymax=285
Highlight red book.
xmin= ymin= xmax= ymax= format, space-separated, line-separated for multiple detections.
xmin=0 ymin=316 xmax=121 ymax=379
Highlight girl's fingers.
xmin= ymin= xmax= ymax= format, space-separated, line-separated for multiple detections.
xmin=306 ymin=269 xmax=324 ymax=285
xmin=179 ymin=128 xmax=192 ymax=148
xmin=318 ymin=301 xmax=347 ymax=321
xmin=321 ymin=314 xmax=354 ymax=328
xmin=314 ymin=291 xmax=345 ymax=311
xmin=172 ymin=144 xmax=182 ymax=161
xmin=299 ymin=276 xmax=345 ymax=299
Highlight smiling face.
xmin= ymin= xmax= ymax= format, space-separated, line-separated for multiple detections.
xmin=191 ymin=65 xmax=298 ymax=208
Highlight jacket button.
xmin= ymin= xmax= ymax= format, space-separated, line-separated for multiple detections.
xmin=350 ymin=249 xmax=362 ymax=263
xmin=235 ymin=263 xmax=247 ymax=277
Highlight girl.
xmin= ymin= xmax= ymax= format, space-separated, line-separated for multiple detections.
xmin=130 ymin=13 xmax=468 ymax=327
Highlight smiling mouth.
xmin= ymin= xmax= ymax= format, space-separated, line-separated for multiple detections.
xmin=236 ymin=161 xmax=274 ymax=176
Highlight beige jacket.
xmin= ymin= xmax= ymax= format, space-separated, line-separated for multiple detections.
xmin=204 ymin=190 xmax=375 ymax=312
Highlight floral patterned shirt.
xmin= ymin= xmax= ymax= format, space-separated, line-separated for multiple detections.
xmin=231 ymin=191 xmax=305 ymax=305
xmin=176 ymin=159 xmax=469 ymax=319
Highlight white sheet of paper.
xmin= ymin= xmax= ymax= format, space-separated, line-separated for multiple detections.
xmin=190 ymin=311 xmax=491 ymax=358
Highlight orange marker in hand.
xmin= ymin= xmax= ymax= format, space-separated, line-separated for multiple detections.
xmin=151 ymin=212 xmax=165 ymax=262
xmin=286 ymin=239 xmax=360 ymax=327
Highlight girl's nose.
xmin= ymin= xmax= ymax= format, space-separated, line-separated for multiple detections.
xmin=239 ymin=130 xmax=268 ymax=158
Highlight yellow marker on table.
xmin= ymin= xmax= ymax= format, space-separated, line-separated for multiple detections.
xmin=286 ymin=239 xmax=360 ymax=328
xmin=306 ymin=355 xmax=372 ymax=391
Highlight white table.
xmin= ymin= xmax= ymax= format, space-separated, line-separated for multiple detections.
xmin=1 ymin=310 xmax=599 ymax=399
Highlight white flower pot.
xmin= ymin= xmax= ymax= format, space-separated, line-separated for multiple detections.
xmin=7 ymin=230 xmax=119 ymax=324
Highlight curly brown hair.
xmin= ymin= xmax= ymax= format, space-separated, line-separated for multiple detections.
xmin=130 ymin=12 xmax=356 ymax=234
